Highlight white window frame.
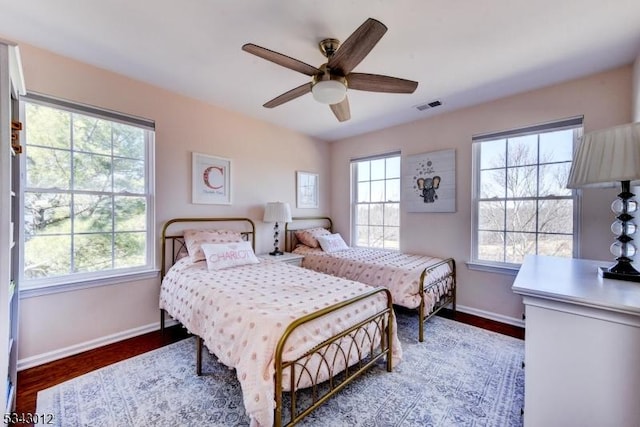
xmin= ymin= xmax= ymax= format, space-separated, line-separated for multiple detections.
xmin=469 ymin=117 xmax=583 ymax=275
xmin=350 ymin=152 xmax=401 ymax=250
xmin=19 ymin=93 xmax=156 ymax=297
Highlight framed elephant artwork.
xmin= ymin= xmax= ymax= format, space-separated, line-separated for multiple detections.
xmin=402 ymin=149 xmax=455 ymax=213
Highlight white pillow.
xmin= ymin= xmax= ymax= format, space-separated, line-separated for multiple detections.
xmin=201 ymin=241 xmax=260 ymax=271
xmin=317 ymin=233 xmax=349 ymax=253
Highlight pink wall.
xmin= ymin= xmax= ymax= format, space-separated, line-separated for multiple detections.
xmin=16 ymin=43 xmax=331 ymax=365
xmin=330 ymin=66 xmax=633 ymax=323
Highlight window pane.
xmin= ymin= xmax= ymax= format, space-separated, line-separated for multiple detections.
xmin=506 ymin=166 xmax=537 ymax=198
xmin=356 ymin=204 xmax=369 ymax=225
xmin=371 ymin=181 xmax=385 ymax=202
xmin=370 ymin=159 xmax=385 ymax=180
xmin=369 ymin=226 xmax=384 ymax=248
xmin=114 ymin=158 xmax=145 ymax=193
xmin=115 ymin=232 xmax=146 ymax=268
xmin=26 ymin=146 xmax=71 ymax=189
xmin=506 ymin=200 xmax=537 ymax=232
xmin=357 ymin=162 xmax=370 ymax=182
xmin=505 ymin=232 xmax=536 ymax=264
xmin=384 ymin=203 xmax=399 ymax=227
xmin=370 ymin=203 xmax=384 ymax=226
xmin=73 ymin=115 xmax=112 ymax=155
xmin=480 ymin=169 xmax=505 ymax=199
xmin=478 ymin=201 xmax=505 ymax=231
xmin=357 ymin=182 xmax=370 ymax=203
xmin=539 ymin=130 xmax=574 ymax=163
xmin=24 ymin=192 xmax=71 ymax=236
xmin=24 ymin=235 xmax=71 ymax=279
xmin=74 ymin=152 xmax=112 ymax=191
xmin=538 ymin=233 xmax=573 ymax=258
xmin=113 ymin=124 xmax=145 ymax=159
xmin=539 ymin=163 xmax=571 ymax=197
xmin=386 ymin=178 xmax=400 ymax=202
xmin=538 ymin=199 xmax=573 ymax=233
xmin=384 ymin=227 xmax=399 ymax=249
xmin=507 ymin=135 xmax=537 ymax=166
xmin=386 ymin=157 xmax=400 ymax=179
xmin=74 ymin=234 xmax=113 ymax=273
xmin=478 ymin=231 xmax=504 ymax=262
xmin=355 ymin=225 xmax=369 ymax=246
xmin=25 ymin=104 xmax=71 ymax=149
xmin=115 ymin=197 xmax=147 ymax=231
xmin=480 ymin=139 xmax=505 ymax=170
xmin=74 ymin=195 xmax=112 ymax=233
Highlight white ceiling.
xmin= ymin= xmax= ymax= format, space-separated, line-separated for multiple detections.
xmin=1 ymin=1 xmax=640 ymax=141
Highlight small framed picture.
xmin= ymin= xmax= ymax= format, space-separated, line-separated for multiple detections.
xmin=296 ymin=171 xmax=319 ymax=209
xmin=192 ymin=152 xmax=231 ymax=205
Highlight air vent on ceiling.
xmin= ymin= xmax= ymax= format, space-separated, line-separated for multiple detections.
xmin=415 ymin=99 xmax=442 ymax=111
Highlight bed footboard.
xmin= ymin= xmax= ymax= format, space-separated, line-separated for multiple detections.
xmin=418 ymin=258 xmax=456 ymax=342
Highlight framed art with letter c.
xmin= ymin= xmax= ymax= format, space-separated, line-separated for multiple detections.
xmin=192 ymin=152 xmax=231 ymax=204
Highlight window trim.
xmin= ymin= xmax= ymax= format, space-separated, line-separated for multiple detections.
xmin=470 ymin=117 xmax=583 ymax=270
xmin=19 ymin=93 xmax=156 ymax=291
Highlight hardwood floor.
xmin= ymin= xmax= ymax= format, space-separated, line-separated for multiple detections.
xmin=14 ymin=309 xmax=523 ymax=425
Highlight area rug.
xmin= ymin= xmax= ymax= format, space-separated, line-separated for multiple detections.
xmin=37 ymin=312 xmax=524 ymax=426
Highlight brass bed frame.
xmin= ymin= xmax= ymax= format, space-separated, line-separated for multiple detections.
xmin=285 ymin=216 xmax=457 ymax=342
xmin=159 ymin=217 xmax=395 ymax=426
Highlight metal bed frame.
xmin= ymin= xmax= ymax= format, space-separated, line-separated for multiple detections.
xmin=159 ymin=217 xmax=395 ymax=426
xmin=285 ymin=216 xmax=457 ymax=342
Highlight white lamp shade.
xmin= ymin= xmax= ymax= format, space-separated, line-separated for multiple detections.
xmin=312 ymin=80 xmax=347 ymax=104
xmin=566 ymin=122 xmax=640 ymax=189
xmin=263 ymin=202 xmax=292 ymax=223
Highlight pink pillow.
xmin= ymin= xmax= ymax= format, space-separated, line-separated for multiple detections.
xmin=294 ymin=227 xmax=331 ymax=248
xmin=317 ymin=233 xmax=349 ymax=253
xmin=183 ymin=229 xmax=243 ymax=263
xmin=202 ymin=242 xmax=260 ymax=271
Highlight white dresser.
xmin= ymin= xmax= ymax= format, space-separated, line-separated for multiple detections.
xmin=512 ymin=255 xmax=640 ymax=427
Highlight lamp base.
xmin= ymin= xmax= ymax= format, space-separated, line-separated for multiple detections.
xmin=599 ymin=266 xmax=640 ymax=283
xmin=269 ymin=249 xmax=284 ymax=256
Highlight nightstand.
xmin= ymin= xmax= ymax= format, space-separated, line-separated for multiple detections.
xmin=258 ymin=252 xmax=304 ymax=267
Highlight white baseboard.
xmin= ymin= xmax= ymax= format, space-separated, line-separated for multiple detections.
xmin=455 ymin=304 xmax=525 ymax=328
xmin=18 ymin=318 xmax=179 ymax=371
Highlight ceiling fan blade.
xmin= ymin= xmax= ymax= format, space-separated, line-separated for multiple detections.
xmin=327 ymin=18 xmax=387 ymax=75
xmin=263 ymin=83 xmax=312 ymax=108
xmin=330 ymin=97 xmax=351 ymax=122
xmin=242 ymin=43 xmax=322 ymax=76
xmin=348 ymin=73 xmax=418 ymax=93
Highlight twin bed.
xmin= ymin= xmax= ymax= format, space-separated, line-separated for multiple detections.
xmin=285 ymin=217 xmax=456 ymax=342
xmin=159 ymin=217 xmax=400 ymax=427
xmin=159 ymin=216 xmax=456 ymax=426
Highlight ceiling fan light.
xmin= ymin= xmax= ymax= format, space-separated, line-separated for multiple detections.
xmin=312 ymin=80 xmax=347 ymax=104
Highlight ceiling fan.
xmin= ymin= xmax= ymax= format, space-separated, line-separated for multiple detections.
xmin=242 ymin=18 xmax=418 ymax=122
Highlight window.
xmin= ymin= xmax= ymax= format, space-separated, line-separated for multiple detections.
xmin=471 ymin=117 xmax=583 ymax=271
xmin=351 ymin=153 xmax=401 ymax=249
xmin=21 ymin=94 xmax=155 ymax=290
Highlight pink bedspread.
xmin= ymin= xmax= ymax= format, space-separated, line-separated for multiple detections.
xmin=292 ymin=246 xmax=453 ymax=312
xmin=160 ymin=257 xmax=402 ymax=427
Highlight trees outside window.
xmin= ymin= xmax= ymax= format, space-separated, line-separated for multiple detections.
xmin=471 ymin=118 xmax=582 ymax=269
xmin=22 ymin=96 xmax=155 ymax=287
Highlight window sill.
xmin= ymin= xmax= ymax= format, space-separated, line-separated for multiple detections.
xmin=466 ymin=262 xmax=520 ymax=276
xmin=19 ymin=269 xmax=160 ymax=299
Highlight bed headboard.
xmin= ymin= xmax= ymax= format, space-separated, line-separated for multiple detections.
xmin=284 ymin=216 xmax=333 ymax=252
xmin=160 ymin=217 xmax=256 ymax=278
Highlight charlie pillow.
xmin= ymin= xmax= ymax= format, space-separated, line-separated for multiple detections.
xmin=183 ymin=229 xmax=243 ymax=263
xmin=202 ymin=241 xmax=260 ymax=271
xmin=317 ymin=233 xmax=349 ymax=253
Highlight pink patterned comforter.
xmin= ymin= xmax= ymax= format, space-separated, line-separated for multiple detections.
xmin=160 ymin=257 xmax=402 ymax=427
xmin=292 ymin=246 xmax=454 ymax=312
